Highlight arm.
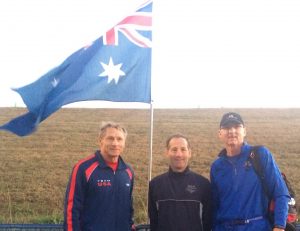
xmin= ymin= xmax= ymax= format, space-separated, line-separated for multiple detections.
xmin=64 ymin=164 xmax=86 ymax=231
xmin=210 ymin=165 xmax=219 ymax=230
xmin=130 ymin=170 xmax=135 ymax=230
xmin=258 ymin=147 xmax=290 ymax=229
xmin=148 ymin=181 xmax=158 ymax=231
xmin=202 ymin=179 xmax=213 ymax=231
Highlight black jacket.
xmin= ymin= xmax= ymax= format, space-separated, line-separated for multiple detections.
xmin=148 ymin=167 xmax=212 ymax=231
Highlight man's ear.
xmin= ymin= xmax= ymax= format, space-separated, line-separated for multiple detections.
xmin=164 ymin=149 xmax=169 ymax=158
xmin=189 ymin=149 xmax=192 ymax=158
xmin=218 ymin=129 xmax=222 ymax=138
xmin=96 ymin=137 xmax=101 ymax=146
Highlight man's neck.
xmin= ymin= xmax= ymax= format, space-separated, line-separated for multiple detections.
xmin=101 ymin=153 xmax=119 ymax=163
xmin=226 ymin=145 xmax=242 ymax=157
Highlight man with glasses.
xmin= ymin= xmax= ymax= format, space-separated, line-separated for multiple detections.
xmin=210 ymin=112 xmax=290 ymax=231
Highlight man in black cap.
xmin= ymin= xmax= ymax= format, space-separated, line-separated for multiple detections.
xmin=210 ymin=112 xmax=290 ymax=231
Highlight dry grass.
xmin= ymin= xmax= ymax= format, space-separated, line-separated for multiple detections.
xmin=0 ymin=107 xmax=300 ymax=224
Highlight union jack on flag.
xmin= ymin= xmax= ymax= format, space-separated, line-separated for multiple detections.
xmin=0 ymin=0 xmax=152 ymax=136
xmin=104 ymin=0 xmax=152 ymax=48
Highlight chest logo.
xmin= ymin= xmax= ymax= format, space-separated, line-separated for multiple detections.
xmin=186 ymin=184 xmax=197 ymax=194
xmin=97 ymin=179 xmax=112 ymax=187
xmin=244 ymin=160 xmax=252 ymax=170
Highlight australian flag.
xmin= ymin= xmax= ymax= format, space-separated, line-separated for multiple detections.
xmin=0 ymin=0 xmax=152 ymax=136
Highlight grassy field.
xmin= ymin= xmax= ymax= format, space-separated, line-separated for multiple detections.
xmin=0 ymin=107 xmax=300 ymax=224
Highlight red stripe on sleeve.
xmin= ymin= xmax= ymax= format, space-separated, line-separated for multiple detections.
xmin=85 ymin=161 xmax=99 ymax=182
xmin=66 ymin=154 xmax=95 ymax=231
xmin=126 ymin=168 xmax=133 ymax=181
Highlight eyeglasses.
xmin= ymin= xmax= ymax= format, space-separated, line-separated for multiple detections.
xmin=220 ymin=124 xmax=244 ymax=131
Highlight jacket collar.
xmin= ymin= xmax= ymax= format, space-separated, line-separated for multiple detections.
xmin=95 ymin=150 xmax=127 ymax=170
xmin=218 ymin=142 xmax=249 ymax=158
xmin=168 ymin=166 xmax=190 ymax=176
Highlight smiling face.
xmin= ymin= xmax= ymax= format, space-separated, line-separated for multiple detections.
xmin=166 ymin=137 xmax=191 ymax=172
xmin=98 ymin=127 xmax=126 ymax=163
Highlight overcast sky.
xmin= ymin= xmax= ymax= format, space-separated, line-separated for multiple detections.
xmin=0 ymin=0 xmax=300 ymax=108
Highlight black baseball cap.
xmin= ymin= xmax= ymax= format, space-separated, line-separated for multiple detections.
xmin=220 ymin=112 xmax=244 ymax=128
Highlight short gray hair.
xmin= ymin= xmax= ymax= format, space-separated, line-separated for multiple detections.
xmin=98 ymin=122 xmax=127 ymax=140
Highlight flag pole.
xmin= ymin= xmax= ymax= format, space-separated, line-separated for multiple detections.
xmin=148 ymin=100 xmax=154 ymax=182
xmin=145 ymin=100 xmax=153 ymax=221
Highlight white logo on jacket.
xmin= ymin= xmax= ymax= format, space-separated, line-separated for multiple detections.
xmin=186 ymin=184 xmax=197 ymax=193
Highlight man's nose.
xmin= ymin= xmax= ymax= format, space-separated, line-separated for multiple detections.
xmin=174 ymin=150 xmax=182 ymax=156
xmin=112 ymin=138 xmax=119 ymax=144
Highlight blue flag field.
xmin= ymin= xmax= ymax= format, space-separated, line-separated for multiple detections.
xmin=0 ymin=0 xmax=152 ymax=136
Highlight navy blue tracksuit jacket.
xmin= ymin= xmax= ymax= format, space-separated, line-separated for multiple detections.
xmin=64 ymin=151 xmax=134 ymax=231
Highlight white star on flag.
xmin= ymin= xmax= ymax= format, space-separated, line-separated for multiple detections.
xmin=51 ymin=78 xmax=59 ymax=87
xmin=99 ymin=57 xmax=125 ymax=84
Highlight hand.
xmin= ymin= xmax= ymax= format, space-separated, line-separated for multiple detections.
xmin=131 ymin=224 xmax=136 ymax=231
xmin=273 ymin=228 xmax=284 ymax=231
